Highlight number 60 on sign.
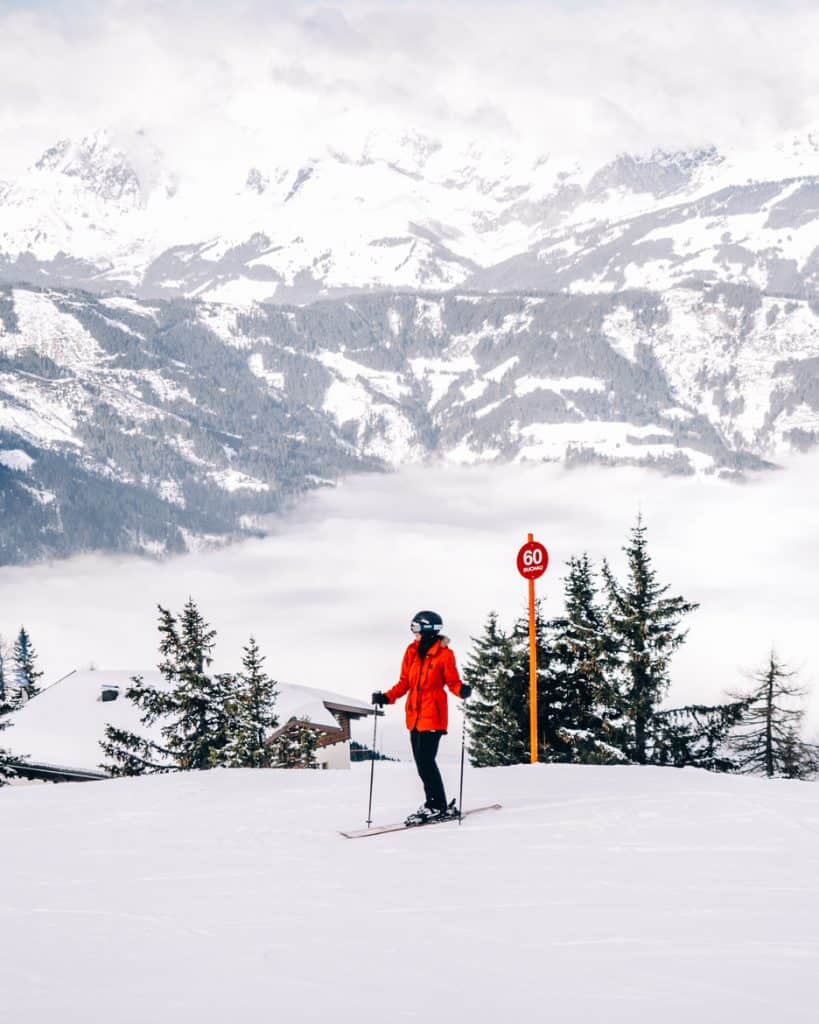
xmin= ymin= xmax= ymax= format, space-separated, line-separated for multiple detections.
xmin=516 ymin=540 xmax=549 ymax=580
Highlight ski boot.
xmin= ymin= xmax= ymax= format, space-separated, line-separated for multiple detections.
xmin=441 ymin=798 xmax=460 ymax=820
xmin=404 ymin=804 xmax=435 ymax=827
xmin=404 ymin=799 xmax=460 ymax=827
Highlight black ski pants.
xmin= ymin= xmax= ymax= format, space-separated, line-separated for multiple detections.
xmin=410 ymin=729 xmax=447 ymax=811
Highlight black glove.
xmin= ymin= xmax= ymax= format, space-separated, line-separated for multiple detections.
xmin=460 ymin=683 xmax=472 ymax=699
xmin=371 ymin=691 xmax=388 ymax=706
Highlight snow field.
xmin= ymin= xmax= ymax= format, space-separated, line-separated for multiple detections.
xmin=1 ymin=764 xmax=817 ymax=1023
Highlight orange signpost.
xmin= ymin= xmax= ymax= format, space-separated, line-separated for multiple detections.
xmin=516 ymin=533 xmax=549 ymax=764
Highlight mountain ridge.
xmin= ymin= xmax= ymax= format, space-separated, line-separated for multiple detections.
xmin=1 ymin=126 xmax=817 ymax=304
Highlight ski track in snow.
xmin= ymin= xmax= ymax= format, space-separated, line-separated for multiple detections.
xmin=1 ymin=764 xmax=817 ymax=1023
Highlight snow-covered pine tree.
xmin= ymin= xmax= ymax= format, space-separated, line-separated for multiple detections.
xmin=465 ymin=599 xmax=590 ymax=765
xmin=729 ymin=652 xmax=816 ymax=779
xmin=158 ymin=601 xmax=239 ymax=769
xmin=651 ymin=702 xmax=747 ymax=772
xmin=204 ymin=672 xmax=245 ymax=768
xmin=159 ymin=600 xmax=226 ymax=770
xmin=602 ymin=517 xmax=698 ymax=764
xmin=464 ymin=612 xmax=528 ymax=766
xmin=99 ymin=714 xmax=173 ymax=777
xmin=546 ymin=555 xmax=629 ymax=764
xmin=218 ymin=637 xmax=279 ymax=768
xmin=101 ymin=600 xmax=230 ymax=775
xmin=13 ymin=627 xmax=43 ymax=700
xmin=268 ymin=718 xmax=317 ymax=768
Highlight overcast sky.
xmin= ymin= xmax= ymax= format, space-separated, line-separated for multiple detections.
xmin=1 ymin=1 xmax=819 ymax=178
xmin=2 ymin=455 xmax=818 ymax=759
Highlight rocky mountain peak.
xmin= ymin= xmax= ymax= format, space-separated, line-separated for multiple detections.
xmin=585 ymin=146 xmax=723 ymax=200
xmin=34 ymin=131 xmax=142 ymax=205
xmin=31 ymin=128 xmax=177 ymax=209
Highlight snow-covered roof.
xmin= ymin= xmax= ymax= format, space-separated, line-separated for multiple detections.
xmin=3 ymin=669 xmax=371 ymax=775
xmin=273 ymin=682 xmax=371 ymax=731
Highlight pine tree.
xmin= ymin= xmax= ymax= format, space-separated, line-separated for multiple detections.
xmin=602 ymin=517 xmax=698 ymax=764
xmin=464 ymin=612 xmax=528 ymax=766
xmin=218 ymin=637 xmax=279 ymax=768
xmin=780 ymin=728 xmax=818 ymax=781
xmin=99 ymin=718 xmax=173 ymax=777
xmin=546 ymin=555 xmax=629 ymax=763
xmin=268 ymin=719 xmax=318 ymax=768
xmin=101 ymin=600 xmax=228 ymax=775
xmin=13 ymin=627 xmax=43 ymax=700
xmin=466 ymin=592 xmax=627 ymax=767
xmin=651 ymin=702 xmax=747 ymax=772
xmin=160 ymin=601 xmax=226 ymax=770
xmin=729 ymin=652 xmax=816 ymax=779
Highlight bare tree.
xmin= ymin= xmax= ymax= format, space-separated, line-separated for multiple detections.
xmin=729 ymin=652 xmax=816 ymax=779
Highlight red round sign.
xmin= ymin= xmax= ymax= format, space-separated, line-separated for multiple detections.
xmin=517 ymin=540 xmax=549 ymax=580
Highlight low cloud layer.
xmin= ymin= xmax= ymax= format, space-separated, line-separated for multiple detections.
xmin=3 ymin=455 xmax=818 ymax=760
xmin=2 ymin=1 xmax=819 ymax=178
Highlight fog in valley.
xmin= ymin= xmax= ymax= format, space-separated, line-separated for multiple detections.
xmin=2 ymin=455 xmax=817 ymax=759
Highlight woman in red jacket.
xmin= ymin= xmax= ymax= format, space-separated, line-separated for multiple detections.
xmin=372 ymin=610 xmax=471 ymax=825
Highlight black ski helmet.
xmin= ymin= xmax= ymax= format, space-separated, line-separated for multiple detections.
xmin=411 ymin=610 xmax=443 ymax=635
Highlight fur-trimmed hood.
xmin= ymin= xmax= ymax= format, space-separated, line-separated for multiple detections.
xmin=414 ymin=634 xmax=449 ymax=647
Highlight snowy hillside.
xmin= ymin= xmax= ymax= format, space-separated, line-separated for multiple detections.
xmin=0 ymin=284 xmax=372 ymax=562
xmin=1 ymin=127 xmax=819 ymax=303
xmin=3 ymin=279 xmax=819 ymax=561
xmin=1 ymin=764 xmax=817 ymax=1022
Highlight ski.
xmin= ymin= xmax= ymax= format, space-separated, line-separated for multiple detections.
xmin=339 ymin=803 xmax=501 ymax=839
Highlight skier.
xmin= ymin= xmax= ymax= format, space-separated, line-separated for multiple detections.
xmin=372 ymin=610 xmax=471 ymax=825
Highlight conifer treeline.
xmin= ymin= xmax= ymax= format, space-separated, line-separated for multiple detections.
xmin=465 ymin=520 xmax=818 ymax=779
xmin=101 ymin=600 xmax=316 ymax=775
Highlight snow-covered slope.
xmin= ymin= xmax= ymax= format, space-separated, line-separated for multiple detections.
xmin=2 ymin=126 xmax=819 ymax=302
xmin=0 ymin=764 xmax=817 ymax=1023
xmin=187 ymin=285 xmax=819 ymax=468
xmin=474 ymin=155 xmax=819 ymax=297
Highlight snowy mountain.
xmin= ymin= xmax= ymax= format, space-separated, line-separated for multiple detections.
xmin=1 ymin=127 xmax=818 ymax=303
xmin=1 ymin=764 xmax=817 ymax=1022
xmin=1 ymin=125 xmax=818 ymax=563
xmin=2 ymin=281 xmax=818 ymax=562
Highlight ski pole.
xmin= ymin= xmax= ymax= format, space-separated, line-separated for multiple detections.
xmin=458 ymin=696 xmax=468 ymax=825
xmin=366 ymin=701 xmax=379 ymax=828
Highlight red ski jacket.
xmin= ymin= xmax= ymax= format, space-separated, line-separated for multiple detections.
xmin=384 ymin=636 xmax=464 ymax=733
